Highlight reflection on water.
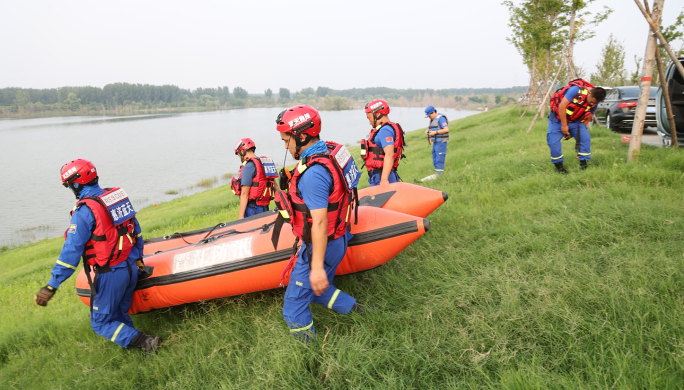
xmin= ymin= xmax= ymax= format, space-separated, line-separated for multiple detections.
xmin=0 ymin=107 xmax=476 ymax=247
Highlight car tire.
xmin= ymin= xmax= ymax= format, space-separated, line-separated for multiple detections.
xmin=606 ymin=114 xmax=612 ymax=130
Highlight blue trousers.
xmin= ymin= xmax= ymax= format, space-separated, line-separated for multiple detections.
xmin=368 ymin=170 xmax=401 ymax=187
xmin=547 ymin=117 xmax=591 ymax=163
xmin=244 ymin=203 xmax=269 ymax=218
xmin=283 ymin=233 xmax=356 ymax=339
xmin=91 ymin=257 xmax=140 ymax=348
xmin=432 ymin=142 xmax=447 ymax=174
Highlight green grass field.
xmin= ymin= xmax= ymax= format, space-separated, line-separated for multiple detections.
xmin=2 ymin=106 xmax=684 ymax=389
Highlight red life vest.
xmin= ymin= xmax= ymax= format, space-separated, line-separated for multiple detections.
xmin=271 ymin=142 xmax=359 ymax=285
xmin=550 ymin=79 xmax=596 ymax=122
xmin=360 ymin=121 xmax=406 ymax=172
xmin=67 ymin=187 xmax=138 ymax=269
xmin=230 ymin=157 xmax=277 ymax=206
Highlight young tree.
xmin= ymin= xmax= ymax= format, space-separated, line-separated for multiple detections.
xmin=562 ymin=0 xmax=613 ymax=82
xmin=264 ymin=88 xmax=273 ymax=98
xmin=590 ymin=34 xmax=627 ymax=86
xmin=279 ymin=88 xmax=290 ymax=100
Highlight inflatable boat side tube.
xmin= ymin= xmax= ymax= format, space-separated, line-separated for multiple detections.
xmin=76 ymin=219 xmax=421 ymax=298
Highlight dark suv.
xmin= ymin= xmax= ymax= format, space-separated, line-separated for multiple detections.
xmin=656 ymin=57 xmax=684 ymax=145
xmin=594 ymin=86 xmax=658 ymax=131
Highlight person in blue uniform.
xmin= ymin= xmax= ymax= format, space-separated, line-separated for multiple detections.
xmin=548 ymin=81 xmax=606 ymax=172
xmin=232 ymin=138 xmax=276 ymax=218
xmin=275 ymin=105 xmax=371 ymax=340
xmin=362 ymin=99 xmax=405 ymax=186
xmin=34 ymin=159 xmax=161 ymax=353
xmin=423 ymin=106 xmax=449 ymax=181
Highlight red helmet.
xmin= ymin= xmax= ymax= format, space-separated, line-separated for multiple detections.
xmin=234 ymin=138 xmax=256 ymax=155
xmin=275 ymin=105 xmax=321 ymax=137
xmin=364 ymin=99 xmax=390 ymax=116
xmin=60 ymin=159 xmax=98 ymax=187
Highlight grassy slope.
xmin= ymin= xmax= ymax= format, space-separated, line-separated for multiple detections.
xmin=2 ymin=106 xmax=684 ymax=389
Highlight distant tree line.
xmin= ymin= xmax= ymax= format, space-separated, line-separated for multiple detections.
xmin=1 ymin=82 xmax=527 ymax=118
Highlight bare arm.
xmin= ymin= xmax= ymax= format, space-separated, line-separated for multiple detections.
xmin=238 ymin=187 xmax=250 ymax=219
xmin=308 ymin=207 xmax=329 ymax=296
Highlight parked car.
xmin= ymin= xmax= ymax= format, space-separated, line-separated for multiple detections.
xmin=656 ymin=57 xmax=684 ymax=145
xmin=594 ymin=86 xmax=658 ymax=131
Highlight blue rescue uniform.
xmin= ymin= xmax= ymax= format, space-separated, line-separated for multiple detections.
xmin=547 ymin=86 xmax=597 ymax=163
xmin=240 ymin=161 xmax=269 ymax=217
xmin=48 ymin=184 xmax=143 ymax=348
xmin=367 ymin=124 xmax=401 ymax=186
xmin=282 ymin=163 xmax=357 ymax=339
xmin=431 ymin=116 xmax=449 ymax=175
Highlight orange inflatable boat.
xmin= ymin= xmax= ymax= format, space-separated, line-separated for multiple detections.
xmin=358 ymin=182 xmax=447 ymax=218
xmin=142 ymin=182 xmax=446 ymax=255
xmin=75 ymin=206 xmax=429 ymax=314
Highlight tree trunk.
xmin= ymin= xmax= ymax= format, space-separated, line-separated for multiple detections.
xmin=628 ymin=0 xmax=664 ymax=161
xmin=527 ymin=61 xmax=565 ymax=134
xmin=634 ymin=0 xmax=684 ymax=82
xmin=656 ymin=43 xmax=679 ymax=147
xmin=566 ymin=9 xmax=578 ymax=82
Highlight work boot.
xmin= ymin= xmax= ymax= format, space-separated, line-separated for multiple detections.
xmin=579 ymin=160 xmax=587 ymax=170
xmin=554 ymin=162 xmax=568 ymax=174
xmin=351 ymin=303 xmax=378 ymax=313
xmin=129 ymin=332 xmax=162 ymax=354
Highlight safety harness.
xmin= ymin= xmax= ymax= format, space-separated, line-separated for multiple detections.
xmin=360 ymin=121 xmax=407 ymax=176
xmin=230 ymin=156 xmax=278 ymax=206
xmin=550 ymin=79 xmax=596 ymax=122
xmin=271 ymin=141 xmax=360 ymax=285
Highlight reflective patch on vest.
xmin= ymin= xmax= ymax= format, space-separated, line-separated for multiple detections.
xmin=260 ymin=157 xmax=279 ymax=178
xmin=334 ymin=145 xmax=352 ymax=168
xmin=172 ymin=236 xmax=253 ymax=273
xmin=100 ymin=189 xmax=136 ymax=225
xmin=68 ymin=224 xmax=77 ymax=234
xmin=343 ymin=161 xmax=360 ymax=191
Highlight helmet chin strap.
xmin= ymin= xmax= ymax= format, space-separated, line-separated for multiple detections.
xmin=293 ymin=134 xmax=311 ymax=160
xmin=372 ymin=112 xmax=382 ymax=128
xmin=68 ymin=182 xmax=82 ymax=199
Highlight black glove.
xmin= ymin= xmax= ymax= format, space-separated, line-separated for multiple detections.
xmin=136 ymin=259 xmax=154 ymax=280
xmin=35 ymin=285 xmax=57 ymax=306
xmin=136 ymin=258 xmax=145 ymax=273
xmin=278 ymin=168 xmax=291 ymax=190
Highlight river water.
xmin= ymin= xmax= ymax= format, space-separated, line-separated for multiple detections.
xmin=0 ymin=107 xmax=477 ymax=247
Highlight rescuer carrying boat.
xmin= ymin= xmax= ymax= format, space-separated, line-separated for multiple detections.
xmin=34 ymin=159 xmax=162 ymax=353
xmin=273 ymin=105 xmax=372 ymax=340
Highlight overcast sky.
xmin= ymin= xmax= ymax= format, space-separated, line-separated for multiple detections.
xmin=1 ymin=0 xmax=681 ymax=92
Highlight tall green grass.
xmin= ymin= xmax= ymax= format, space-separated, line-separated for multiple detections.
xmin=2 ymin=106 xmax=684 ymax=388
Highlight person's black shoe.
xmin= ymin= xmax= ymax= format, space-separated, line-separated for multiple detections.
xmin=554 ymin=162 xmax=568 ymax=174
xmin=579 ymin=160 xmax=587 ymax=170
xmin=129 ymin=332 xmax=162 ymax=354
xmin=413 ymin=179 xmax=421 ymax=184
xmin=351 ymin=303 xmax=378 ymax=313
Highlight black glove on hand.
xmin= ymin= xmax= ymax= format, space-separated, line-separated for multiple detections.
xmin=136 ymin=258 xmax=145 ymax=273
xmin=35 ymin=285 xmax=56 ymax=306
